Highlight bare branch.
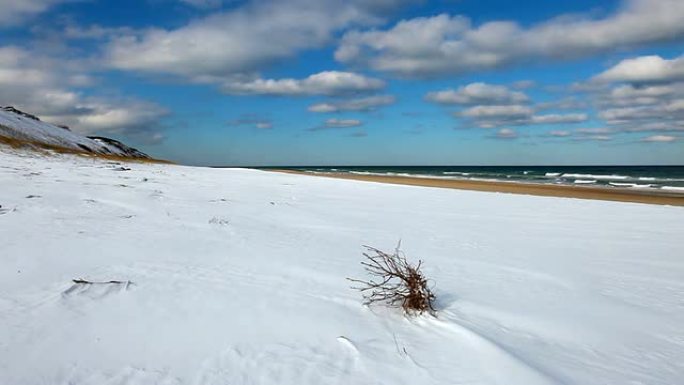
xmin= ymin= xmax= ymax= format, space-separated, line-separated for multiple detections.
xmin=348 ymin=244 xmax=436 ymax=315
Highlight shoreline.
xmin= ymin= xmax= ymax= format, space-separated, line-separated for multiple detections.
xmin=272 ymin=170 xmax=684 ymax=206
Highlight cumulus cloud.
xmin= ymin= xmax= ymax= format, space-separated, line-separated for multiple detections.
xmin=598 ymin=104 xmax=684 ymax=128
xmin=547 ymin=130 xmax=571 ymax=137
xmin=576 ymin=56 xmax=684 ymax=135
xmin=0 ymin=0 xmax=67 ymax=26
xmin=221 ymin=71 xmax=385 ymax=96
xmin=227 ymin=115 xmax=273 ymax=129
xmin=309 ymin=118 xmax=363 ymax=131
xmin=494 ymin=128 xmax=517 ymax=139
xmin=574 ymin=135 xmax=613 ymax=141
xmin=601 ymin=84 xmax=676 ymax=106
xmin=308 ymin=95 xmax=395 ymax=112
xmin=107 ymin=0 xmax=413 ymax=84
xmin=323 ymin=118 xmax=363 ymax=128
xmin=642 ymin=135 xmax=678 ymax=142
xmin=455 ymin=104 xmax=587 ymax=128
xmin=336 ymin=0 xmax=684 ymax=77
xmin=427 ymin=81 xmax=591 ymax=129
xmin=54 ymin=101 xmax=168 ymax=135
xmin=425 ymin=83 xmax=528 ymax=105
xmin=0 ymin=46 xmax=167 ymax=139
xmin=594 ymin=55 xmax=684 ymax=84
xmin=530 ymin=113 xmax=588 ymax=124
xmin=575 ymin=127 xmax=614 ymax=135
xmin=560 ymin=127 xmax=616 ymax=142
xmin=459 ymin=105 xmax=532 ymax=119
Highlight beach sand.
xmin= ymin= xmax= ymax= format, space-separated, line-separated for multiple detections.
xmin=274 ymin=170 xmax=684 ymax=206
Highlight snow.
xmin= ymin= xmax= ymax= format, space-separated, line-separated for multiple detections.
xmin=0 ymin=108 xmax=128 ymax=156
xmin=1 ymin=147 xmax=683 ymax=385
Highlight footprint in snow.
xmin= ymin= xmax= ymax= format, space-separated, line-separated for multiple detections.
xmin=209 ymin=217 xmax=229 ymax=225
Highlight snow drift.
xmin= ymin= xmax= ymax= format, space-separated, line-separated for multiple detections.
xmin=0 ymin=148 xmax=683 ymax=385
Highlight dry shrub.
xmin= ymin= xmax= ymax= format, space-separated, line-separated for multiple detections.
xmin=0 ymin=135 xmax=171 ymax=164
xmin=348 ymin=244 xmax=436 ymax=315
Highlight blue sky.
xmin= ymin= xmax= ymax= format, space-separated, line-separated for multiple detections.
xmin=1 ymin=0 xmax=683 ymax=165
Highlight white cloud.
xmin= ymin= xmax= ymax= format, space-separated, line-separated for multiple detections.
xmin=665 ymin=99 xmax=684 ymax=112
xmin=179 ymin=0 xmax=224 ymax=9
xmin=308 ymin=104 xmax=338 ymax=113
xmin=63 ymin=24 xmax=135 ymax=40
xmin=459 ymin=105 xmax=533 ymax=119
xmin=511 ymin=80 xmax=536 ymax=90
xmin=530 ymin=113 xmax=588 ymax=124
xmin=336 ymin=0 xmax=684 ymax=77
xmin=308 ymin=95 xmax=395 ymax=112
xmin=598 ymin=104 xmax=684 ymax=127
xmin=221 ymin=71 xmax=385 ymax=96
xmin=323 ymin=118 xmax=363 ymax=128
xmin=623 ymin=121 xmax=684 ymax=132
xmin=456 ymin=103 xmax=588 ymax=128
xmin=596 ymin=84 xmax=677 ymax=107
xmin=642 ymin=135 xmax=678 ymax=142
xmin=548 ymin=130 xmax=571 ymax=137
xmin=598 ymin=106 xmax=655 ymax=123
xmin=576 ymin=127 xmax=614 ymax=135
xmin=53 ymin=102 xmax=168 ymax=135
xmin=227 ymin=115 xmax=273 ymax=129
xmin=308 ymin=118 xmax=363 ymax=130
xmin=579 ymin=135 xmax=612 ymax=141
xmin=0 ymin=46 xmax=167 ymax=139
xmin=456 ymin=105 xmax=531 ymax=128
xmin=0 ymin=0 xmax=67 ymax=26
xmin=495 ymin=128 xmax=517 ymax=139
xmin=307 ymin=118 xmax=363 ymax=131
xmin=428 ymin=82 xmax=588 ymax=128
xmin=425 ymin=83 xmax=528 ymax=105
xmin=579 ymin=61 xmax=684 ymax=134
xmin=594 ymin=55 xmax=684 ymax=84
xmin=107 ymin=0 xmax=413 ymax=83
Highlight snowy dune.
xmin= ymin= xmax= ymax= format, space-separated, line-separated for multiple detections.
xmin=0 ymin=108 xmax=149 ymax=158
xmin=1 ymin=148 xmax=683 ymax=385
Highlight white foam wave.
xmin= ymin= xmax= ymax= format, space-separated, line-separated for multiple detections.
xmin=661 ymin=186 xmax=684 ymax=192
xmin=609 ymin=182 xmax=655 ymax=189
xmin=562 ymin=173 xmax=629 ymax=181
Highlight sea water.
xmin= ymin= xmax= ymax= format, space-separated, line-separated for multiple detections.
xmin=268 ymin=166 xmax=684 ymax=193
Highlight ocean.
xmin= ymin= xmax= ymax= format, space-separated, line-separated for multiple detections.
xmin=267 ymin=166 xmax=684 ymax=193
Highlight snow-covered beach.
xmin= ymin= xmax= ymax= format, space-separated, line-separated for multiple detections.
xmin=1 ymin=148 xmax=683 ymax=385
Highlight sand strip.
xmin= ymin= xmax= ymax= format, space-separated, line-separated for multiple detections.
xmin=272 ymin=170 xmax=684 ymax=206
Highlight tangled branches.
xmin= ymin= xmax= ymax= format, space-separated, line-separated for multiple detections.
xmin=348 ymin=244 xmax=435 ymax=315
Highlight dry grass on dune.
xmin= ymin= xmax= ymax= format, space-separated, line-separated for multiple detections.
xmin=0 ymin=135 xmax=172 ymax=164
